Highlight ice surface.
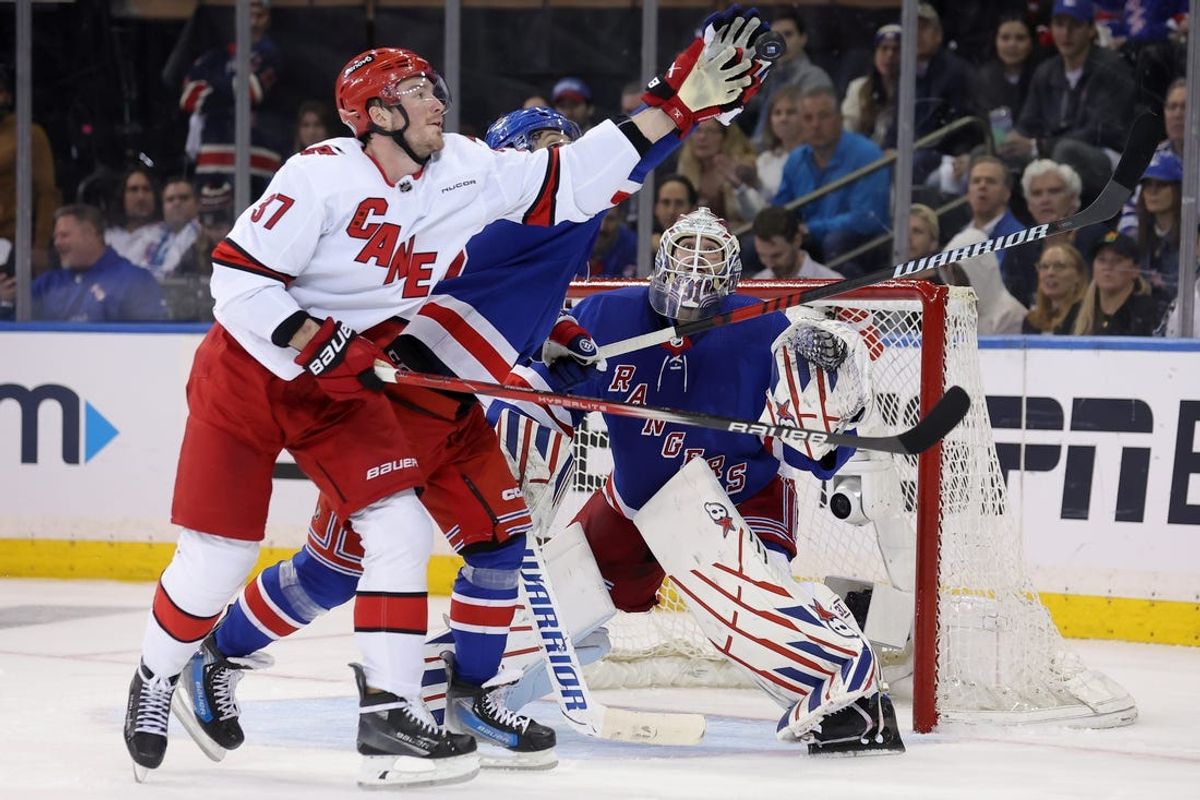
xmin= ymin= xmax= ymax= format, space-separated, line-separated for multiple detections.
xmin=0 ymin=578 xmax=1194 ymax=799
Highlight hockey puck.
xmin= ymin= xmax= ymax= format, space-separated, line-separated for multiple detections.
xmin=754 ymin=32 xmax=787 ymax=62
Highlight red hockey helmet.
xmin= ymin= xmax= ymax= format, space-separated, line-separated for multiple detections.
xmin=335 ymin=48 xmax=450 ymax=136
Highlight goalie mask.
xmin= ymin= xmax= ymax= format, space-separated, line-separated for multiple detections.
xmin=649 ymin=207 xmax=742 ymax=322
xmin=485 ymin=107 xmax=581 ymax=152
xmin=335 ymin=48 xmax=451 ymax=162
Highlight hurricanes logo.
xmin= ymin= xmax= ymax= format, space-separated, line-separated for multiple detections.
xmin=810 ymin=599 xmax=857 ymax=639
xmin=704 ymin=502 xmax=736 ymax=538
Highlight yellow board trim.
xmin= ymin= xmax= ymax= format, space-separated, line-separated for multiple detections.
xmin=1 ymin=539 xmax=1197 ymax=647
xmin=0 ymin=538 xmax=463 ymax=597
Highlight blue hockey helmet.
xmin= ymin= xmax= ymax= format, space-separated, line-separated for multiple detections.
xmin=485 ymin=106 xmax=581 ymax=151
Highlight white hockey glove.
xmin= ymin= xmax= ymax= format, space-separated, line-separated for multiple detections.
xmin=762 ymin=315 xmax=873 ymax=462
xmin=641 ymin=6 xmax=758 ymax=134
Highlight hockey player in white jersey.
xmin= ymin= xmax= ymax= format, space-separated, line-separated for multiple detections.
xmin=489 ymin=209 xmax=905 ymax=755
xmin=123 ymin=11 xmax=770 ymax=788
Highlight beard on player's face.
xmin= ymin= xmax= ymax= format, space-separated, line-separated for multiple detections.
xmin=370 ymin=103 xmax=445 ymax=158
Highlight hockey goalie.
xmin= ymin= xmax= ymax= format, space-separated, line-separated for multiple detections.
xmin=486 ymin=208 xmax=905 ymax=754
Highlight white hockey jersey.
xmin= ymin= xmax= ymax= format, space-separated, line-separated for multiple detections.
xmin=210 ymin=122 xmax=642 ymax=379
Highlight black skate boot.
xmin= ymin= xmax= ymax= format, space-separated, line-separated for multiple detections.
xmin=171 ymin=632 xmax=274 ymax=762
xmin=808 ymin=692 xmax=905 ymax=756
xmin=351 ymin=662 xmax=479 ymax=789
xmin=123 ymin=661 xmax=179 ymax=782
xmin=443 ymin=652 xmax=557 ymax=770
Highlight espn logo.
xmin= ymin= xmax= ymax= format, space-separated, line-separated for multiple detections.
xmin=366 ymin=458 xmax=418 ymax=480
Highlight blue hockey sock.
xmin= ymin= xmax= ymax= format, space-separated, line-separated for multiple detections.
xmin=215 ymin=546 xmax=358 ymax=657
xmin=450 ymin=536 xmax=524 ymax=686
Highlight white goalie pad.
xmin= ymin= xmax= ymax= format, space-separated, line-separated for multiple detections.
xmin=632 ymin=459 xmax=880 ymax=740
xmin=762 ymin=315 xmax=873 ymax=462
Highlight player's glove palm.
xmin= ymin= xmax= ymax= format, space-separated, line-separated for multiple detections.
xmin=643 ymin=6 xmax=761 ymax=134
xmin=295 ymin=317 xmax=388 ymax=402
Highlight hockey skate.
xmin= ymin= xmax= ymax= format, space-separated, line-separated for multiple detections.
xmin=443 ymin=652 xmax=557 ymax=770
xmin=123 ymin=661 xmax=178 ymax=782
xmin=351 ymin=662 xmax=480 ymax=789
xmin=171 ymin=633 xmax=274 ymax=761
xmin=807 ymin=692 xmax=905 ymax=757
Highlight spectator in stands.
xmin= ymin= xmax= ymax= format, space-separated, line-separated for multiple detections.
xmin=0 ymin=64 xmax=58 ymax=274
xmin=908 ymin=203 xmax=941 ymax=260
xmin=1003 ymin=159 xmax=1099 ymax=305
xmin=1119 ymin=78 xmax=1186 ymax=234
xmin=1134 ymin=150 xmax=1183 ymax=301
xmin=551 ymin=77 xmax=594 ymax=133
xmin=747 ymin=7 xmax=833 ymax=144
xmin=292 ymin=100 xmax=335 ymax=154
xmin=732 ymin=85 xmax=808 ymax=223
xmin=842 ymin=24 xmax=901 ymax=149
xmin=678 ymin=119 xmax=757 ymax=228
xmin=1164 ymin=282 xmax=1199 ymax=337
xmin=651 ymin=175 xmax=698 ymax=254
xmin=587 ymin=207 xmax=637 ymax=278
xmin=945 ymin=227 xmax=1028 ymax=334
xmin=33 ymin=204 xmax=167 ymax=322
xmin=1001 ymin=0 xmax=1136 ymax=205
xmin=1023 ymin=242 xmax=1088 ymax=334
xmin=176 ymin=180 xmax=233 ymax=276
xmin=774 ymin=86 xmax=890 ymax=277
xmin=1072 ymin=230 xmax=1161 ymax=335
xmin=523 ymin=95 xmax=549 ymax=110
xmin=180 ymin=0 xmax=282 ymax=195
xmin=912 ymin=4 xmax=974 ymax=181
xmin=1095 ymin=0 xmax=1186 ymax=110
xmin=749 ymin=206 xmax=839 ymax=280
xmin=972 ymin=14 xmax=1042 ymax=135
xmin=960 ymin=154 xmax=1025 ymax=268
xmin=105 ymin=166 xmax=166 ymax=269
xmin=620 ymin=82 xmax=643 ymax=116
xmin=0 ymin=269 xmax=13 ymax=319
xmin=134 ymin=176 xmax=201 ymax=279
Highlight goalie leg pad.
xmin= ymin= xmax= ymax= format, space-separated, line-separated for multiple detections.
xmin=633 ymin=459 xmax=880 ymax=738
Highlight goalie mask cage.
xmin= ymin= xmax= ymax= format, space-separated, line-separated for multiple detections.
xmin=562 ymin=279 xmax=1135 ymax=733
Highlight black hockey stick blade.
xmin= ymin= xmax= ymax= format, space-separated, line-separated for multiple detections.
xmin=884 ymin=385 xmax=971 ymax=456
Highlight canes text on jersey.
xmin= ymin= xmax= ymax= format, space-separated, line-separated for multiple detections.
xmin=346 ymin=198 xmax=439 ymax=295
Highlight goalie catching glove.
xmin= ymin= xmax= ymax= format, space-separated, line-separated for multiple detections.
xmin=294 ymin=317 xmax=388 ymax=401
xmin=762 ymin=312 xmax=873 ymax=462
xmin=642 ymin=5 xmax=763 ymax=134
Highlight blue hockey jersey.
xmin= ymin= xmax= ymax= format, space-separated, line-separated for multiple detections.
xmin=398 ymin=134 xmax=679 ymax=380
xmin=490 ymin=286 xmax=854 ymax=513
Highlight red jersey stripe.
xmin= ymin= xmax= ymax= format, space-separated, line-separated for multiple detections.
xmin=522 ymin=148 xmax=561 ymax=227
xmin=212 ymin=239 xmax=295 ymax=285
xmin=151 ymin=581 xmax=220 ymax=644
xmin=416 ymin=302 xmax=513 ymax=382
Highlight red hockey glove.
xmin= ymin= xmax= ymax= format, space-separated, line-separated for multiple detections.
xmin=642 ymin=6 xmax=761 ymax=134
xmin=542 ymin=313 xmax=605 ymax=370
xmin=294 ymin=317 xmax=388 ymax=401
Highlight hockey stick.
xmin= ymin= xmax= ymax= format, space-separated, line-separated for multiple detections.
xmin=493 ymin=411 xmax=707 ymax=744
xmin=374 ymin=366 xmax=970 ymax=456
xmin=597 ymin=112 xmax=1160 ymax=360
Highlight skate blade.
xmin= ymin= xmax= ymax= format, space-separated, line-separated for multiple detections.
xmin=131 ymin=761 xmax=149 ymax=783
xmin=478 ymin=745 xmax=558 ymax=771
xmin=357 ymin=752 xmax=480 ymax=789
xmin=808 ymin=738 xmax=906 ymax=757
xmin=170 ymin=689 xmax=227 ymax=763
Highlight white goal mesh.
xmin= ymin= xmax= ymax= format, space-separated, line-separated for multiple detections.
xmin=562 ymin=280 xmax=1136 ymax=732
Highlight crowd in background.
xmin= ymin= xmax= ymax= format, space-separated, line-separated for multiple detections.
xmin=0 ymin=0 xmax=1196 ymax=337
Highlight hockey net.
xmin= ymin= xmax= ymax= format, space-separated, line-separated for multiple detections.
xmin=560 ymin=279 xmax=1135 ymax=733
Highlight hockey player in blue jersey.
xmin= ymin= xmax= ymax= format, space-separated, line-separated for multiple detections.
xmin=167 ymin=105 xmax=687 ymax=770
xmin=490 ymin=207 xmax=905 ymax=754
